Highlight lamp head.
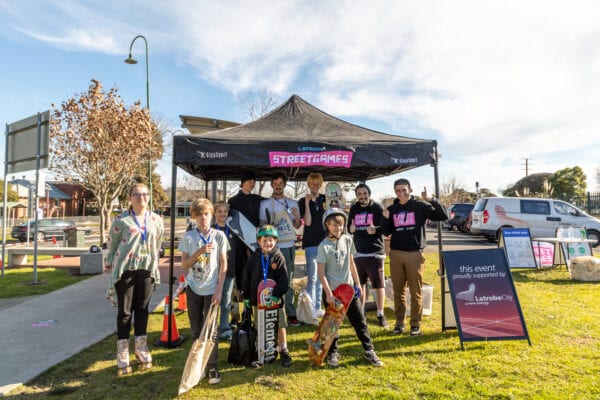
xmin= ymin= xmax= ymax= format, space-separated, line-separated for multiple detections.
xmin=124 ymin=54 xmax=138 ymax=64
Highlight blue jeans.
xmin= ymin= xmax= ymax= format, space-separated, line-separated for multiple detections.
xmin=304 ymin=246 xmax=322 ymax=310
xmin=279 ymin=246 xmax=296 ymax=318
xmin=219 ymin=275 xmax=235 ymax=334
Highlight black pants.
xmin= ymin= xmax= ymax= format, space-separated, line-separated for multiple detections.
xmin=186 ymin=287 xmax=219 ymax=370
xmin=115 ymin=269 xmax=154 ymax=339
xmin=325 ymin=294 xmax=374 ymax=355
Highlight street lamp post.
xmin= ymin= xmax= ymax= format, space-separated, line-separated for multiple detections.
xmin=125 ymin=34 xmax=153 ymax=210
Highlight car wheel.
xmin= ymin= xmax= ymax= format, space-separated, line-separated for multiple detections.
xmin=586 ymin=230 xmax=600 ymax=247
xmin=36 ymin=232 xmax=46 ymax=242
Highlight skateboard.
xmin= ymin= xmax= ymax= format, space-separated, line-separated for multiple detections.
xmin=226 ymin=209 xmax=258 ymax=252
xmin=257 ymin=278 xmax=279 ymax=365
xmin=178 ymin=304 xmax=219 ymax=395
xmin=324 ymin=182 xmax=345 ymax=210
xmin=307 ymin=283 xmax=355 ymax=366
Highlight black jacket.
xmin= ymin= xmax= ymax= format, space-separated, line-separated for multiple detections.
xmin=380 ymin=196 xmax=448 ymax=251
xmin=241 ymin=247 xmax=288 ymax=306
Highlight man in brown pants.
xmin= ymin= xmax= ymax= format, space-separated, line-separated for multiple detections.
xmin=380 ymin=178 xmax=447 ymax=336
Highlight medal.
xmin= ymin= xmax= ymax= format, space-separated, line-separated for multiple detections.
xmin=140 ymin=244 xmax=148 ymax=255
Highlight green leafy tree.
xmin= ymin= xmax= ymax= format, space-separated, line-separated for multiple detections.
xmin=547 ymin=166 xmax=587 ymax=202
xmin=50 ymin=79 xmax=162 ymax=243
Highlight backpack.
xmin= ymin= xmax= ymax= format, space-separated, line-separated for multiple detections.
xmin=227 ymin=307 xmax=257 ymax=365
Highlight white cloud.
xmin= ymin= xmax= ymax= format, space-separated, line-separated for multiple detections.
xmin=2 ymin=0 xmax=600 ymax=190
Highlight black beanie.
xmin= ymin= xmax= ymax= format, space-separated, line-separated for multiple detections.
xmin=241 ymin=171 xmax=256 ymax=184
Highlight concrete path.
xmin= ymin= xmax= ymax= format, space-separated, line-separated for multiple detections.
xmin=0 ymin=273 xmax=168 ymax=396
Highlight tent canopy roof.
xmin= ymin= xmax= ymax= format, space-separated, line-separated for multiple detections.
xmin=174 ymin=95 xmax=436 ymax=182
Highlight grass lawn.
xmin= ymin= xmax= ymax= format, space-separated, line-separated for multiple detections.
xmin=0 ymin=266 xmax=90 ymax=298
xmin=6 ymin=253 xmax=600 ymax=399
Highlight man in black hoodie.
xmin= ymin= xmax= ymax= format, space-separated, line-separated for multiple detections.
xmin=348 ymin=183 xmax=388 ymax=328
xmin=380 ymin=178 xmax=447 ymax=336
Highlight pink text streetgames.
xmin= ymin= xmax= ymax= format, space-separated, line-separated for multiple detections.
xmin=269 ymin=151 xmax=353 ymax=168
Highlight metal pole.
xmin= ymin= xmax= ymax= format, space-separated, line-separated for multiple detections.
xmin=168 ymin=134 xmax=178 ymax=347
xmin=2 ymin=123 xmax=8 ymax=277
xmin=126 ymin=35 xmax=152 ymax=211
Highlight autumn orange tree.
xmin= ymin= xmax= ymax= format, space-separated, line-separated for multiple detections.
xmin=50 ymin=79 xmax=162 ymax=242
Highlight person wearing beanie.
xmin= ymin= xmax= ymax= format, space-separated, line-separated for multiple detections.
xmin=380 ymin=178 xmax=448 ymax=337
xmin=228 ymin=171 xmax=266 ymax=322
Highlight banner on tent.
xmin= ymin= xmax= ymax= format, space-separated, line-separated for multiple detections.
xmin=269 ymin=151 xmax=353 ymax=168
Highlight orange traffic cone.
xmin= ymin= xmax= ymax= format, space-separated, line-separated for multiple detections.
xmin=52 ymin=236 xmax=62 ymax=259
xmin=175 ymin=275 xmax=187 ymax=312
xmin=155 ymin=295 xmax=185 ymax=348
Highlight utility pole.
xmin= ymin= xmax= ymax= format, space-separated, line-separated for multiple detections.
xmin=521 ymin=158 xmax=532 ymax=176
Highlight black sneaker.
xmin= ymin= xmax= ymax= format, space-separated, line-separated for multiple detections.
xmin=377 ymin=315 xmax=389 ymax=328
xmin=287 ymin=316 xmax=301 ymax=327
xmin=392 ymin=324 xmax=405 ymax=334
xmin=326 ymin=352 xmax=340 ymax=368
xmin=280 ymin=350 xmax=292 ymax=367
xmin=208 ymin=369 xmax=221 ymax=384
xmin=364 ymin=350 xmax=383 ymax=367
xmin=410 ymin=326 xmax=422 ymax=336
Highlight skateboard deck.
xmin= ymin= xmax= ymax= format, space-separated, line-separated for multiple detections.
xmin=307 ymin=283 xmax=354 ymax=366
xmin=325 ymin=182 xmax=345 ymax=210
xmin=178 ymin=304 xmax=219 ymax=395
xmin=257 ymin=278 xmax=279 ymax=365
xmin=226 ymin=209 xmax=258 ymax=252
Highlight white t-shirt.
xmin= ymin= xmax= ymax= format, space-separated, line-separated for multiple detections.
xmin=259 ymin=197 xmax=299 ymax=249
xmin=317 ymin=234 xmax=356 ymax=291
xmin=178 ymin=228 xmax=229 ymax=296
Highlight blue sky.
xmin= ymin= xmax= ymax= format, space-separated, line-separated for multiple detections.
xmin=2 ymin=0 xmax=600 ymax=201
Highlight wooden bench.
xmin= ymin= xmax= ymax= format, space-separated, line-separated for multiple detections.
xmin=7 ymin=247 xmax=91 ymax=267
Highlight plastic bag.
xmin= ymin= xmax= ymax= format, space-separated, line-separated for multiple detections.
xmin=227 ymin=306 xmax=257 ymax=365
xmin=296 ymin=288 xmax=318 ymax=325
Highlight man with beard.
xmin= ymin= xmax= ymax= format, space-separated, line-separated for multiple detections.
xmin=348 ymin=183 xmax=388 ymax=328
xmin=259 ymin=172 xmax=303 ymax=326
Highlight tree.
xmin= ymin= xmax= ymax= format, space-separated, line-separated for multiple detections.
xmin=548 ymin=166 xmax=587 ymax=202
xmin=501 ymin=173 xmax=553 ymax=197
xmin=50 ymin=79 xmax=161 ymax=243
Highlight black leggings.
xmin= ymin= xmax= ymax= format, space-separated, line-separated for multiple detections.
xmin=115 ymin=269 xmax=154 ymax=339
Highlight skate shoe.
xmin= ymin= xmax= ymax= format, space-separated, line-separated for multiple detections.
xmin=134 ymin=335 xmax=153 ymax=370
xmin=364 ymin=350 xmax=384 ymax=367
xmin=208 ymin=369 xmax=222 ymax=384
xmin=280 ymin=350 xmax=292 ymax=367
xmin=326 ymin=351 xmax=340 ymax=368
xmin=116 ymin=339 xmax=132 ymax=376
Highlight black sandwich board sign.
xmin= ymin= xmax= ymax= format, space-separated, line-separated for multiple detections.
xmin=442 ymin=248 xmax=531 ymax=348
xmin=498 ymin=228 xmax=537 ymax=269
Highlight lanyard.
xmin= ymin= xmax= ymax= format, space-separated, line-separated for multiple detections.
xmin=213 ymin=224 xmax=229 ymax=237
xmin=130 ymin=209 xmax=148 ymax=244
xmin=261 ymin=254 xmax=270 ymax=284
xmin=197 ymin=228 xmax=212 ymax=248
xmin=273 ymin=197 xmax=290 ymax=212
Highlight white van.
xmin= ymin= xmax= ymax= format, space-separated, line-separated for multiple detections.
xmin=470 ymin=197 xmax=600 ymax=247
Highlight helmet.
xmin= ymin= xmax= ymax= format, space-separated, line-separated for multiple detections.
xmin=322 ymin=208 xmax=347 ymax=230
xmin=257 ymin=224 xmax=279 ymax=239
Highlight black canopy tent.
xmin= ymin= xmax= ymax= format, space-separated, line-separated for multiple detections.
xmin=163 ymin=95 xmax=446 ymax=347
xmin=174 ymin=95 xmax=437 ymax=182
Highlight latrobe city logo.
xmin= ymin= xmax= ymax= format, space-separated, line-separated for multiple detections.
xmin=455 ymin=283 xmax=513 ymax=306
xmin=196 ymin=151 xmax=228 ymax=159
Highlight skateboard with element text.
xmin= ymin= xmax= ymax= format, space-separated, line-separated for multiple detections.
xmin=257 ymin=278 xmax=279 ymax=365
xmin=307 ymin=283 xmax=354 ymax=366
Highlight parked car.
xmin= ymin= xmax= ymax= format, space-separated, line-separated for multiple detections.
xmin=11 ymin=219 xmax=91 ymax=242
xmin=443 ymin=203 xmax=475 ymax=232
xmin=470 ymin=197 xmax=600 ymax=246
